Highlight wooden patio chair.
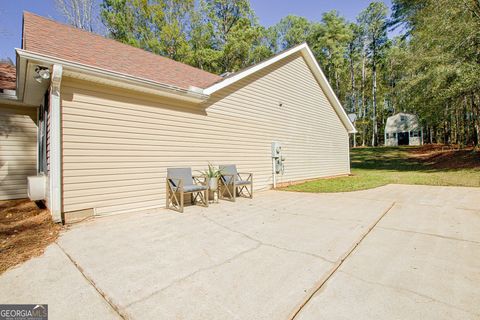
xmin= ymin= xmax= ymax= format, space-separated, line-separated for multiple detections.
xmin=218 ymin=165 xmax=253 ymax=202
xmin=166 ymin=168 xmax=208 ymax=213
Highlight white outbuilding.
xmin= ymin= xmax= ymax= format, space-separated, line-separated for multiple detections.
xmin=385 ymin=113 xmax=423 ymax=146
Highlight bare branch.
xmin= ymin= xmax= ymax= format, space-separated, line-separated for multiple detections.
xmin=54 ymin=0 xmax=97 ymax=32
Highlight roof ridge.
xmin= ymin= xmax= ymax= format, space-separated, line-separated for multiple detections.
xmin=22 ymin=11 xmax=220 ymax=78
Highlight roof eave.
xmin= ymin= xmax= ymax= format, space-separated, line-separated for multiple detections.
xmin=16 ymin=49 xmax=210 ymax=103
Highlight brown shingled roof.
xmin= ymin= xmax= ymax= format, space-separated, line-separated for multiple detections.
xmin=0 ymin=63 xmax=16 ymax=91
xmin=22 ymin=12 xmax=222 ymax=90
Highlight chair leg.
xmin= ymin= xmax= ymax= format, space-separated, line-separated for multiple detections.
xmin=166 ymin=180 xmax=170 ymax=209
xmin=219 ymin=181 xmax=235 ymax=202
xmin=218 ymin=182 xmax=224 ymax=200
xmin=180 ymin=191 xmax=184 ymax=213
xmin=226 ymin=184 xmax=235 ymax=202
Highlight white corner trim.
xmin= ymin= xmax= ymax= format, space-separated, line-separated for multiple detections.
xmin=203 ymin=43 xmax=357 ymax=133
xmin=49 ymin=64 xmax=63 ymax=222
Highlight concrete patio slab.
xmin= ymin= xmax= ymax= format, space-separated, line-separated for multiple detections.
xmin=1 ymin=184 xmax=478 ymax=320
xmin=55 ymin=191 xmax=394 ymax=319
xmin=295 ymin=270 xmax=477 ymax=320
xmin=0 ymin=245 xmax=121 ymax=320
xmin=126 ymin=245 xmax=333 ymax=319
xmin=343 ymin=184 xmax=480 ymax=211
xmin=378 ymin=202 xmax=480 ymax=243
xmin=58 ymin=210 xmax=259 ymax=309
xmin=295 ymin=186 xmax=480 ymax=320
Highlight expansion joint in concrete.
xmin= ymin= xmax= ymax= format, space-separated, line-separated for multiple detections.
xmin=377 ymin=226 xmax=480 ymax=244
xmin=288 ymin=201 xmax=397 ymax=320
xmin=201 ymin=214 xmax=334 ymax=263
xmin=125 ymin=242 xmax=262 ymax=309
xmin=55 ymin=243 xmax=128 ymax=320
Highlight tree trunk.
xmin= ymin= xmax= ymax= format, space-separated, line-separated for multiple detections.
xmin=444 ymin=104 xmax=449 ymax=144
xmin=350 ymin=53 xmax=356 ymax=114
xmin=349 ymin=53 xmax=356 ymax=148
xmin=335 ymin=70 xmax=340 ymax=97
xmin=361 ymin=55 xmax=366 ymax=147
xmin=472 ymin=94 xmax=480 ymax=146
xmin=371 ymin=44 xmax=378 ymax=147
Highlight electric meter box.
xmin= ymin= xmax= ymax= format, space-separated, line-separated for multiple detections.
xmin=271 ymin=142 xmax=282 ymax=158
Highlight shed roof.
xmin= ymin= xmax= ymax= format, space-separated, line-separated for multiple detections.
xmin=22 ymin=12 xmax=222 ymax=90
xmin=385 ymin=113 xmax=420 ymax=133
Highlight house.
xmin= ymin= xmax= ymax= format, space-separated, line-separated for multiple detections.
xmin=385 ymin=113 xmax=422 ymax=146
xmin=0 ymin=12 xmax=355 ymax=222
xmin=0 ymin=61 xmax=38 ymax=200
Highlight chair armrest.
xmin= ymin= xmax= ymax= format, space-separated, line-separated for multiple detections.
xmin=237 ymin=172 xmax=253 ymax=181
xmin=167 ymin=178 xmax=184 ymax=191
xmin=220 ymin=174 xmax=236 ymax=185
xmin=193 ymin=175 xmax=208 ymax=186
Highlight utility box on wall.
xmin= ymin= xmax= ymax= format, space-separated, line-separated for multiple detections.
xmin=272 ymin=141 xmax=282 ymax=159
xmin=271 ymin=142 xmax=285 ymax=175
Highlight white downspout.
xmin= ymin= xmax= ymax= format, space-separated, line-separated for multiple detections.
xmin=49 ymin=64 xmax=63 ymax=222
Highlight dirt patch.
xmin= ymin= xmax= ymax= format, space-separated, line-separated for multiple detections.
xmin=0 ymin=199 xmax=61 ymax=274
xmin=408 ymin=145 xmax=480 ymax=169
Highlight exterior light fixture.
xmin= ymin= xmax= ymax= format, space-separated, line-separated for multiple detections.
xmin=34 ymin=66 xmax=50 ymax=83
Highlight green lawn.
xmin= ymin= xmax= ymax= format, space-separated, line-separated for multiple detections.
xmin=284 ymin=146 xmax=480 ymax=193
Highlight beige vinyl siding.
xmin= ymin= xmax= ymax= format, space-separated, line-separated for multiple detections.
xmin=0 ymin=104 xmax=37 ymax=200
xmin=61 ymin=53 xmax=350 ymax=215
xmin=44 ymin=99 xmax=51 ymax=208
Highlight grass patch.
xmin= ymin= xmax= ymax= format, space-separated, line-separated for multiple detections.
xmin=284 ymin=145 xmax=480 ymax=193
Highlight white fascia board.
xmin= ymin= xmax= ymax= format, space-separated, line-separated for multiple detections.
xmin=203 ymin=43 xmax=308 ymax=95
xmin=302 ymin=45 xmax=357 ymax=134
xmin=16 ymin=53 xmax=26 ymax=101
xmin=15 ymin=49 xmax=209 ymax=103
xmin=203 ymin=43 xmax=357 ymax=134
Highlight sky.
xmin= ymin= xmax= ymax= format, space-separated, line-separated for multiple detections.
xmin=0 ymin=0 xmax=394 ymax=62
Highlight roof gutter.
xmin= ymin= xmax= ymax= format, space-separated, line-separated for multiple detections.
xmin=16 ymin=49 xmax=210 ymax=103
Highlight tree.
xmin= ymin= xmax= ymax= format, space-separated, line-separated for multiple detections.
xmin=273 ymin=15 xmax=312 ymax=51
xmin=358 ymin=2 xmax=388 ymax=146
xmin=55 ymin=0 xmax=97 ymax=31
xmin=92 ymin=0 xmax=478 ymax=148
xmin=101 ymin=0 xmax=161 ymax=51
xmin=100 ymin=0 xmax=193 ymax=60
xmin=345 ymin=23 xmax=362 ymax=114
xmin=158 ymin=0 xmax=194 ymax=60
xmin=202 ymin=0 xmax=267 ymax=72
xmin=392 ymin=0 xmax=480 ymax=146
xmin=310 ymin=11 xmax=352 ymax=97
xmin=186 ymin=2 xmax=220 ymax=71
